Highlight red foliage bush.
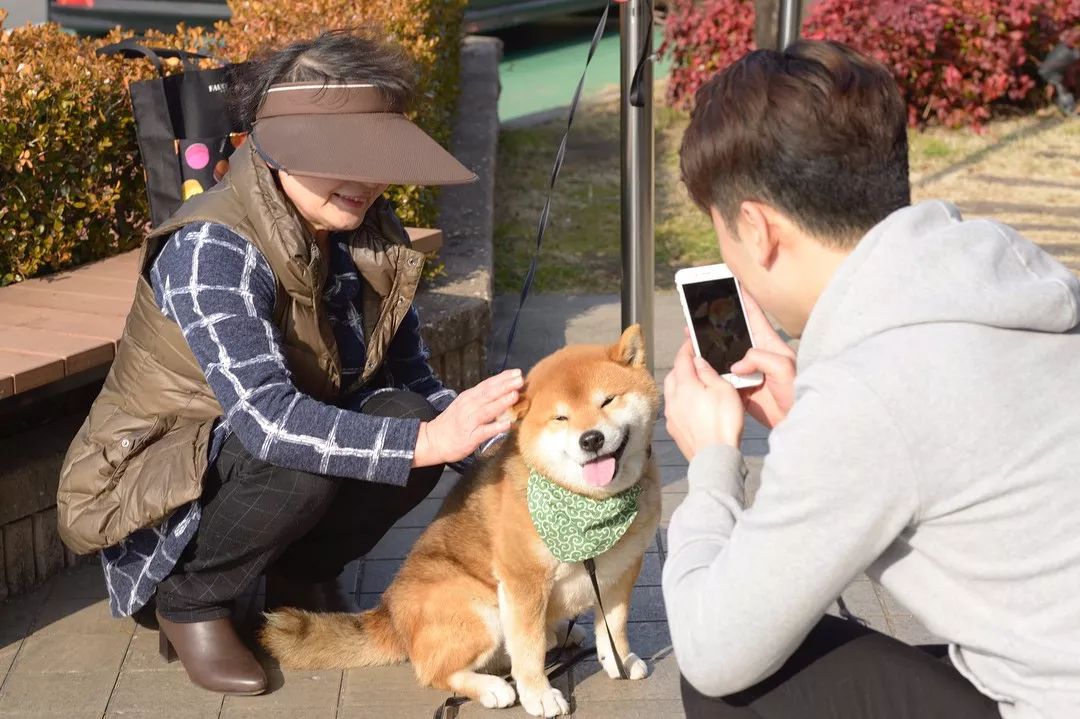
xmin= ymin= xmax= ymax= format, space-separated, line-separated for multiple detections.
xmin=804 ymin=0 xmax=1080 ymax=127
xmin=661 ymin=0 xmax=756 ymax=109
xmin=663 ymin=0 xmax=1080 ymax=127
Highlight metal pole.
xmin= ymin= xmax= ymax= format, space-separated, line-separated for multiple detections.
xmin=777 ymin=0 xmax=802 ymax=50
xmin=620 ymin=0 xmax=655 ymax=373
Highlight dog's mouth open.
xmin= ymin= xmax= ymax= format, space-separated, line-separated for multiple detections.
xmin=581 ymin=434 xmax=631 ymax=488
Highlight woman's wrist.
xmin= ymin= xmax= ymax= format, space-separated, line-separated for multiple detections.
xmin=411 ymin=421 xmax=440 ymax=468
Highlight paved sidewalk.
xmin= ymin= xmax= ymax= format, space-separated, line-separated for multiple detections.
xmin=0 ymin=292 xmax=930 ymax=719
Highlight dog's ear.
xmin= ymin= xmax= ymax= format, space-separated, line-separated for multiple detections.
xmin=500 ymin=389 xmax=530 ymax=425
xmin=610 ymin=324 xmax=646 ymax=368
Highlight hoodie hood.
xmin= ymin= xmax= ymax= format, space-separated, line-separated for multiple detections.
xmin=798 ymin=200 xmax=1080 ymax=370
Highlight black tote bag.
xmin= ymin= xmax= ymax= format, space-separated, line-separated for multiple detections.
xmin=98 ymin=39 xmax=247 ymax=227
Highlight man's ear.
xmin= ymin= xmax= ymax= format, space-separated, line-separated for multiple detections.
xmin=610 ymin=324 xmax=647 ymax=368
xmin=740 ymin=201 xmax=780 ymax=270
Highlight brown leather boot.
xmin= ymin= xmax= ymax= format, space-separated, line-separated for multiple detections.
xmin=264 ymin=572 xmax=358 ymax=614
xmin=157 ymin=610 xmax=268 ymax=695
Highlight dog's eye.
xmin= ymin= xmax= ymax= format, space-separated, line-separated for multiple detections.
xmin=601 ymin=395 xmax=616 ymax=408
xmin=553 ymin=415 xmax=569 ymax=422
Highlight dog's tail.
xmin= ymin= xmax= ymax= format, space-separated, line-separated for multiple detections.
xmin=260 ymin=605 xmax=407 ymax=669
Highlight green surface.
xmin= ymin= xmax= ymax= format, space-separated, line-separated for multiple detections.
xmin=497 ymin=19 xmax=670 ymax=123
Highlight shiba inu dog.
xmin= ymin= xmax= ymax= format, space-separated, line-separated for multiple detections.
xmin=260 ymin=325 xmax=661 ymax=717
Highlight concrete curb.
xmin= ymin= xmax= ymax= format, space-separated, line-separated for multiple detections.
xmin=417 ymin=35 xmax=502 ymax=391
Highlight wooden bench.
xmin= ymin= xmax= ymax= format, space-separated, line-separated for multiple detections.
xmin=0 ymin=227 xmax=443 ymax=401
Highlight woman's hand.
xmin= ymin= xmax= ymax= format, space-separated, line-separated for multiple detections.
xmin=665 ymin=338 xmax=745 ymax=462
xmin=412 ymin=369 xmax=524 ymax=467
xmin=731 ymin=293 xmax=797 ymax=429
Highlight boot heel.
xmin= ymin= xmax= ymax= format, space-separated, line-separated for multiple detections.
xmin=159 ymin=630 xmax=177 ymax=662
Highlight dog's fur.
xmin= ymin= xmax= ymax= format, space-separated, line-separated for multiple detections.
xmin=260 ymin=326 xmax=661 ymax=717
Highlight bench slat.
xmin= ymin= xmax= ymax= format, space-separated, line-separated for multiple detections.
xmin=406 ymin=227 xmax=443 ymax=255
xmin=0 ymin=306 xmax=127 ymax=345
xmin=0 ymin=327 xmax=115 ymax=377
xmin=0 ymin=287 xmax=134 ymax=316
xmin=13 ymin=273 xmax=137 ymax=300
xmin=0 ymin=350 xmax=65 ymax=396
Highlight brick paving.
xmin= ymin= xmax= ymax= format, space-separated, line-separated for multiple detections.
xmin=0 ymin=293 xmax=932 ymax=717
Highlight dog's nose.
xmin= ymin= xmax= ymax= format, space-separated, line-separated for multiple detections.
xmin=579 ymin=430 xmax=605 ymax=453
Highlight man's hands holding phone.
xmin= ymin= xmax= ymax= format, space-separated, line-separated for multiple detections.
xmin=730 ymin=293 xmax=796 ymax=429
xmin=664 ymin=293 xmax=796 ymax=462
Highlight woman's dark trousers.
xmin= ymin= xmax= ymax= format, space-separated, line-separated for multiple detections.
xmin=155 ymin=390 xmax=444 ymax=622
xmin=680 ymin=614 xmax=1000 ymax=719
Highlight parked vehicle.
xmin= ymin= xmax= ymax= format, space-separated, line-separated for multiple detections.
xmin=47 ymin=0 xmax=608 ymax=35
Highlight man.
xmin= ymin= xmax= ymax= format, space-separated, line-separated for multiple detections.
xmin=662 ymin=40 xmax=1080 ymax=719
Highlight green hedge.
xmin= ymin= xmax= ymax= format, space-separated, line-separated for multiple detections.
xmin=0 ymin=0 xmax=466 ymax=286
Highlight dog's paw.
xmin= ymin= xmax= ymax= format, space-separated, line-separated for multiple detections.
xmin=599 ymin=650 xmax=649 ymax=680
xmin=476 ymin=675 xmax=517 ymax=709
xmin=518 ymin=682 xmax=570 ymax=717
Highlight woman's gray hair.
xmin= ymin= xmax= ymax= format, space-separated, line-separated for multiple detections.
xmin=226 ymin=28 xmax=417 ymax=130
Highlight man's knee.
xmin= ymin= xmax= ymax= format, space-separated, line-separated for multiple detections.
xmin=359 ymin=390 xmax=439 ymax=422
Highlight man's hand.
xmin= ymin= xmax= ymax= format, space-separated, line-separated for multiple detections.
xmin=664 ymin=337 xmax=745 ymax=462
xmin=731 ymin=293 xmax=796 ymax=429
xmin=413 ymin=369 xmax=523 ymax=467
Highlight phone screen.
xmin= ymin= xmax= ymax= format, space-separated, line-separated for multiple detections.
xmin=683 ymin=278 xmax=753 ymax=376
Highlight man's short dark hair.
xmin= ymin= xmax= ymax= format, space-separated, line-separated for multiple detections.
xmin=680 ymin=40 xmax=910 ymax=248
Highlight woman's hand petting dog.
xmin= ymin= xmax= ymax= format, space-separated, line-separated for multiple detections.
xmin=664 ymin=336 xmax=745 ymax=462
xmin=730 ymin=293 xmax=797 ymax=429
xmin=413 ymin=369 xmax=524 ymax=467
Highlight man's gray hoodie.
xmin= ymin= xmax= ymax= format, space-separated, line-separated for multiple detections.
xmin=662 ymin=200 xmax=1080 ymax=719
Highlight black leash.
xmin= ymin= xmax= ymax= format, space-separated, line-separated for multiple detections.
xmin=498 ymin=2 xmax=610 ymax=372
xmin=584 ymin=557 xmax=630 ymax=679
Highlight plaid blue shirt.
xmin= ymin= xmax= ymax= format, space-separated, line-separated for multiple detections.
xmin=101 ymin=221 xmax=463 ymax=617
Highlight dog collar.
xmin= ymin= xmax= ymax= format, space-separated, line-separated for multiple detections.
xmin=526 ymin=466 xmax=642 ymax=563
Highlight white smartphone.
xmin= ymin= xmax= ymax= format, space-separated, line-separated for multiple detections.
xmin=675 ymin=264 xmax=764 ymax=389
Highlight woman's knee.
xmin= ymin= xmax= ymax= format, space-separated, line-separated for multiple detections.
xmin=358 ymin=390 xmax=439 ymax=422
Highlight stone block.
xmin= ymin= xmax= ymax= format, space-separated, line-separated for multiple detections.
xmin=461 ymin=339 xmax=485 ymax=388
xmin=651 ymin=440 xmax=685 ymax=467
xmin=3 ymin=516 xmax=36 ymax=596
xmin=339 ymin=663 xmax=448 ymax=707
xmin=0 ymin=412 xmax=83 ymax=526
xmin=836 ymin=579 xmax=886 ymax=621
xmin=0 ymin=669 xmax=117 ymax=718
xmin=428 ymin=350 xmax=445 ymax=378
xmin=50 ymin=563 xmax=108 ymax=599
xmin=33 ymin=595 xmax=134 ymax=637
xmin=16 ymin=630 xmax=129 ymax=674
xmin=220 ymin=667 xmax=341 ymax=715
xmin=365 ymin=527 xmax=423 ymax=560
xmin=32 ymin=507 xmax=64 ymax=582
xmin=442 ymin=346 xmax=464 ymax=392
xmin=359 ymin=559 xmax=404 ymax=594
xmin=107 ymin=669 xmax=226 ymax=717
xmin=0 ymin=529 xmax=6 ymax=602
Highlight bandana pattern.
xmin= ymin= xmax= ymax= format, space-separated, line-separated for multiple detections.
xmin=526 ymin=466 xmax=642 ymax=563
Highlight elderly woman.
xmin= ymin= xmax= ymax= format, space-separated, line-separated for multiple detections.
xmin=56 ymin=30 xmax=521 ymax=696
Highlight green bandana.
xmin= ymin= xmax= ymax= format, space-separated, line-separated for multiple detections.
xmin=526 ymin=466 xmax=642 ymax=563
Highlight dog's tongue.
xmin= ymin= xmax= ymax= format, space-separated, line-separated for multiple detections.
xmin=583 ymin=456 xmax=617 ymax=487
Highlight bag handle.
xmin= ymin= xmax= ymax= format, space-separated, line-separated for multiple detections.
xmin=97 ymin=38 xmax=218 ymax=76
